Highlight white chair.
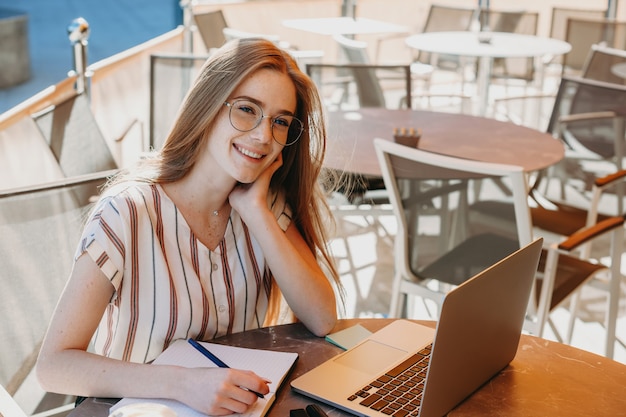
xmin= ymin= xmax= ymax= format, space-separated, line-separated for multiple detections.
xmin=374 ymin=138 xmax=532 ymax=318
xmin=530 ymin=169 xmax=626 ymax=359
xmin=193 ymin=9 xmax=228 ymax=51
xmin=374 ymin=138 xmax=625 ymax=357
xmin=1 ymin=384 xmax=28 ymax=417
xmin=0 ymin=171 xmax=116 ymax=416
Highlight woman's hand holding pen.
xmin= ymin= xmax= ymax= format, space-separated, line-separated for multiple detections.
xmin=175 ymin=367 xmax=270 ymax=416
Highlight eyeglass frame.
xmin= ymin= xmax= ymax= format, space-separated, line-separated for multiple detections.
xmin=223 ymin=100 xmax=304 ymax=146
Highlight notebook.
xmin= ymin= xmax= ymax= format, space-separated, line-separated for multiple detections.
xmin=291 ymin=238 xmax=543 ymax=417
xmin=110 ymin=339 xmax=298 ymax=417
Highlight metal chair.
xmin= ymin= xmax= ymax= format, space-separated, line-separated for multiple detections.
xmin=149 ymin=53 xmax=210 ymax=151
xmin=374 ymin=138 xmax=531 ymax=319
xmin=333 ymin=34 xmax=424 ymax=109
xmin=374 ymin=139 xmax=625 ymax=358
xmin=193 ymin=9 xmax=228 ymax=51
xmin=0 ymin=171 xmax=116 ymax=416
xmin=545 ymin=76 xmax=626 ymax=199
xmin=477 ymin=8 xmax=539 ymax=85
xmin=373 ymin=4 xmax=474 ymax=92
xmin=581 ymin=43 xmax=626 ymax=85
xmin=305 ymin=45 xmax=412 ymax=203
xmin=563 ymin=17 xmax=626 ymax=76
xmin=547 ymin=6 xmax=607 ymax=69
xmin=529 ymin=169 xmax=626 ymax=359
xmin=413 ymin=4 xmax=475 ymax=73
xmin=31 ymin=93 xmax=118 ymax=178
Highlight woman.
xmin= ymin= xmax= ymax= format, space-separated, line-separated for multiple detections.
xmin=37 ymin=38 xmax=342 ymax=415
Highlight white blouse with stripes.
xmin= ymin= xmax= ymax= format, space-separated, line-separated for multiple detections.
xmin=75 ymin=182 xmax=291 ymax=364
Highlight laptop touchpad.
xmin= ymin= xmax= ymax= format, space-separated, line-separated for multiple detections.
xmin=334 ymin=339 xmax=407 ymax=374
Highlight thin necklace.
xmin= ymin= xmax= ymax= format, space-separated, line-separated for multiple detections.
xmin=212 ymin=202 xmax=228 ymax=217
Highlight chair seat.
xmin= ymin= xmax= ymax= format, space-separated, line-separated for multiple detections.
xmin=415 ymin=233 xmax=520 ymax=286
xmin=536 ymin=248 xmax=606 ymax=310
xmin=470 ymin=198 xmax=613 ymax=238
xmin=531 ymin=202 xmax=611 ymax=237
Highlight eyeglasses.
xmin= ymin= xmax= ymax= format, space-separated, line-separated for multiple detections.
xmin=224 ymin=100 xmax=303 ymax=146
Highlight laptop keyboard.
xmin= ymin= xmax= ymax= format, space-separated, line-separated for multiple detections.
xmin=347 ymin=344 xmax=432 ymax=417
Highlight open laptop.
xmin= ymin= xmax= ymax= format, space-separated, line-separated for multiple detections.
xmin=291 ymin=238 xmax=543 ymax=417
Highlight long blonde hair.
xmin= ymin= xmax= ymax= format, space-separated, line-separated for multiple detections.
xmin=108 ymin=38 xmax=343 ymax=323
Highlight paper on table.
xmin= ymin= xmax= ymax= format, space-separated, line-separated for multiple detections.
xmin=110 ymin=339 xmax=298 ymax=417
xmin=325 ymin=324 xmax=372 ymax=350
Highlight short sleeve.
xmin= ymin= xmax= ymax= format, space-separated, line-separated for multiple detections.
xmin=74 ymin=194 xmax=127 ymax=291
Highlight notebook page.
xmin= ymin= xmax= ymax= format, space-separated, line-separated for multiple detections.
xmin=110 ymin=339 xmax=298 ymax=417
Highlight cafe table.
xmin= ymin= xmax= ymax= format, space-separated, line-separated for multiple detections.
xmin=282 ymin=16 xmax=410 ymax=36
xmin=69 ymin=318 xmax=626 ymax=417
xmin=324 ymin=108 xmax=565 ymax=177
xmin=405 ymin=32 xmax=571 ymax=116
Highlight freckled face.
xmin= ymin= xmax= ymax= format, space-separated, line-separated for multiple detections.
xmin=206 ymin=69 xmax=298 ymax=184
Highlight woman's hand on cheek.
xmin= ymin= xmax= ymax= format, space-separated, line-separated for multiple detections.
xmin=229 ymin=152 xmax=283 ymax=218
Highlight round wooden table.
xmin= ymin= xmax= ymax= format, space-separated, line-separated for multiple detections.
xmin=325 ymin=109 xmax=565 ymax=177
xmin=70 ymin=319 xmax=626 ymax=417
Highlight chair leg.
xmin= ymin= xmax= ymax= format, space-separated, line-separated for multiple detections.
xmin=565 ymin=289 xmax=582 ymax=344
xmin=388 ymin=275 xmax=404 ymax=318
xmin=547 ymin=317 xmax=564 ymax=343
xmin=405 ymin=294 xmax=439 ymax=320
xmin=605 ymin=229 xmax=624 ymax=359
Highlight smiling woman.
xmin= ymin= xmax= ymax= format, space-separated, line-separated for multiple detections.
xmin=36 ymin=38 xmax=343 ymax=416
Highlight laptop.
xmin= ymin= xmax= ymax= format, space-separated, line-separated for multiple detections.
xmin=291 ymin=238 xmax=543 ymax=417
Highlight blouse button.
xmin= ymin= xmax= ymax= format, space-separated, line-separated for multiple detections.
xmin=212 ymin=263 xmax=218 ymax=271
xmin=218 ymin=305 xmax=226 ymax=313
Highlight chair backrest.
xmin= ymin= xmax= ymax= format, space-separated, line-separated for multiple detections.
xmin=563 ymin=17 xmax=626 ymax=75
xmin=333 ymin=34 xmax=387 ymax=108
xmin=417 ymin=4 xmax=475 ymax=67
xmin=193 ymin=9 xmax=228 ymax=51
xmin=149 ymin=53 xmax=210 ymax=151
xmin=31 ymin=93 xmax=118 ymax=177
xmin=373 ymin=139 xmax=533 ymax=293
xmin=0 ymin=170 xmax=115 ymax=413
xmin=478 ymin=9 xmax=539 ymax=81
xmin=422 ymin=4 xmax=476 ymax=33
xmin=549 ymin=6 xmax=607 ymax=42
xmin=547 ymin=75 xmax=626 ymax=161
xmin=581 ymin=43 xmax=626 ymax=85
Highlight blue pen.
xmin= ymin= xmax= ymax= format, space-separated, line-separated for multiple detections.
xmin=187 ymin=338 xmax=265 ymax=398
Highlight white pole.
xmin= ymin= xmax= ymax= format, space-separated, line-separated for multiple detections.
xmin=607 ymin=0 xmax=617 ymax=19
xmin=67 ymin=17 xmax=90 ymax=96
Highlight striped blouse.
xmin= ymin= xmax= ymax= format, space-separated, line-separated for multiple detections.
xmin=75 ymin=182 xmax=292 ymax=364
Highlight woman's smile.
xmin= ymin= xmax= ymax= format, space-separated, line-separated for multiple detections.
xmin=235 ymin=143 xmax=265 ymax=160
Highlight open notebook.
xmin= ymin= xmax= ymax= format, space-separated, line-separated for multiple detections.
xmin=110 ymin=339 xmax=298 ymax=417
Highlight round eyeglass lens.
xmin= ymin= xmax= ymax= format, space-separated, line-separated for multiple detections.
xmin=226 ymin=100 xmax=303 ymax=146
